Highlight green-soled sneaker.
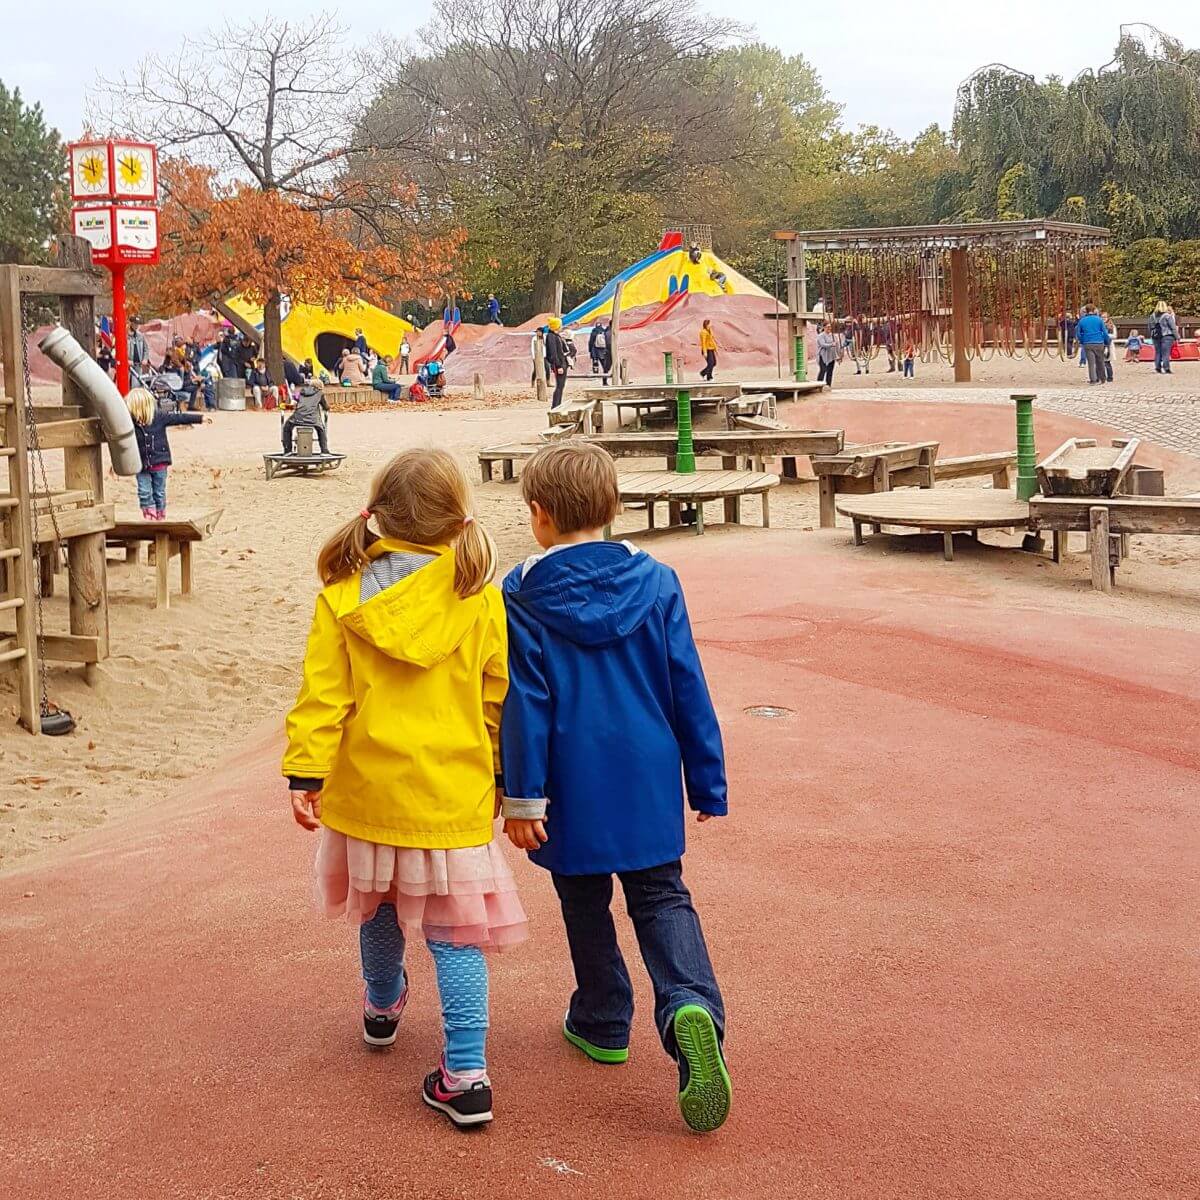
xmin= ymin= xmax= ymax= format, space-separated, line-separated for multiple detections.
xmin=673 ymin=1005 xmax=731 ymax=1133
xmin=563 ymin=1021 xmax=629 ymax=1065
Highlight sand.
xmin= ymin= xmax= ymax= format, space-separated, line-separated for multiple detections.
xmin=2 ymin=383 xmax=1199 ymax=872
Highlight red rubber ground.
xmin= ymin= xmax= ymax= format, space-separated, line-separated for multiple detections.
xmin=1 ymin=534 xmax=1196 ymax=1199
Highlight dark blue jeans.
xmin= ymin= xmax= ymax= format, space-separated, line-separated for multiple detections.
xmin=1155 ymin=337 xmax=1174 ymax=372
xmin=551 ymin=860 xmax=724 ymax=1059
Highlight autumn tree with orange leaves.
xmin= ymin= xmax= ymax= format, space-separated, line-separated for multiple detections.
xmin=93 ymin=14 xmax=457 ymax=381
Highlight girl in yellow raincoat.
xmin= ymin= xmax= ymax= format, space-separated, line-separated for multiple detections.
xmin=283 ymin=448 xmax=526 ymax=1129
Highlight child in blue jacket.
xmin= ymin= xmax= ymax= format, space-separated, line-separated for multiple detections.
xmin=500 ymin=442 xmax=731 ymax=1133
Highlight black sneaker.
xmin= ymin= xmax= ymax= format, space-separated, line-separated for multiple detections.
xmin=362 ymin=982 xmax=408 ymax=1047
xmin=422 ymin=1064 xmax=494 ymax=1128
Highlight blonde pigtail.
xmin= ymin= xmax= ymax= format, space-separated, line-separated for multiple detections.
xmin=453 ymin=516 xmax=497 ymax=598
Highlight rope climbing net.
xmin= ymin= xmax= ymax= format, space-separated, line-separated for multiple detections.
xmin=784 ymin=220 xmax=1109 ymax=366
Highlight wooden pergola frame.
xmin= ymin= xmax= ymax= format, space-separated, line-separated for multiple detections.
xmin=772 ymin=220 xmax=1111 ymax=382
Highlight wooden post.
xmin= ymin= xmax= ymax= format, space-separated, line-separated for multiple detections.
xmin=553 ymin=281 xmax=564 ymax=319
xmin=1089 ymin=506 xmax=1113 ymax=593
xmin=57 ymin=239 xmax=108 ymax=682
xmin=619 ymin=358 xmax=629 ymax=385
xmin=533 ymin=336 xmax=548 ymax=407
xmin=472 ymin=372 xmax=484 ymax=402
xmin=0 ymin=266 xmax=39 ymax=731
xmin=608 ymin=280 xmax=624 ymax=387
xmin=950 ymin=247 xmax=971 ymax=383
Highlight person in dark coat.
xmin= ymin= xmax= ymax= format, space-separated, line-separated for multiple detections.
xmin=125 ymin=386 xmax=207 ymax=520
xmin=587 ymin=319 xmax=612 ymax=385
xmin=500 ymin=442 xmax=730 ymax=1133
xmin=544 ymin=318 xmax=569 ymax=407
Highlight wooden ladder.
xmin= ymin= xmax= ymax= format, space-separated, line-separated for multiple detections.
xmin=0 ymin=286 xmax=40 ymax=732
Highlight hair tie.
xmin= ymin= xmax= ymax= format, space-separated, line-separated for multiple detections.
xmin=360 ymin=509 xmax=371 ymax=520
xmin=462 ymin=515 xmax=476 ymax=527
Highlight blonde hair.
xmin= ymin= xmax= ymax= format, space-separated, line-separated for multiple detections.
xmin=522 ymin=442 xmax=620 ymax=534
xmin=1155 ymin=300 xmax=1169 ymax=314
xmin=125 ymin=387 xmax=156 ymax=426
xmin=317 ymin=448 xmax=495 ymax=597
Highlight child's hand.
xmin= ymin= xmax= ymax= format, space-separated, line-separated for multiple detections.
xmin=291 ymin=789 xmax=322 ymax=830
xmin=494 ymin=787 xmax=504 ymax=819
xmin=697 ymin=812 xmax=717 ymax=823
xmin=504 ymin=818 xmax=548 ymax=851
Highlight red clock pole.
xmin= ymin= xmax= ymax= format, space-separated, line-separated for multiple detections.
xmin=111 ymin=263 xmax=129 ymax=396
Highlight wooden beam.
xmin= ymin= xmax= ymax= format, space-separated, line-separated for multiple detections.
xmin=40 ymin=633 xmax=102 ymax=664
xmin=35 ymin=503 xmax=115 ymax=544
xmin=30 ymin=418 xmax=104 ymax=451
xmin=16 ymin=265 xmax=105 ymax=297
xmin=949 ymin=247 xmax=971 ymax=383
xmin=1030 ymin=496 xmax=1200 ymax=536
xmin=0 ymin=264 xmax=40 ymax=732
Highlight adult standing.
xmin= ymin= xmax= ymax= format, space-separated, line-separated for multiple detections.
xmin=127 ymin=317 xmax=149 ymax=376
xmin=698 ymin=319 xmax=718 ymax=381
xmin=354 ymin=328 xmax=369 ymax=358
xmin=1149 ymin=301 xmax=1178 ymax=374
xmin=588 ymin=318 xmax=612 ymax=385
xmin=816 ymin=322 xmax=838 ymax=388
xmin=1060 ymin=311 xmax=1076 ymax=358
xmin=486 ymin=294 xmax=502 ymax=325
xmin=1075 ymin=305 xmax=1111 ymax=385
xmin=399 ymin=337 xmax=411 ymax=375
xmin=217 ymin=327 xmax=240 ymax=378
xmin=544 ymin=318 xmax=569 ymax=408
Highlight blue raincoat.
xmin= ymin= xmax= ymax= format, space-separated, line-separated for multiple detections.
xmin=500 ymin=542 xmax=726 ymax=875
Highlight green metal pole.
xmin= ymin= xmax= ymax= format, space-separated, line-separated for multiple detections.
xmin=1014 ymin=393 xmax=1037 ymax=501
xmin=793 ymin=330 xmax=807 ymax=382
xmin=664 ymin=351 xmax=675 ymax=385
xmin=675 ymin=388 xmax=696 ymax=473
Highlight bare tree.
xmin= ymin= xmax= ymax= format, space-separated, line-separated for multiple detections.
xmin=92 ymin=14 xmax=421 ymax=378
xmin=369 ymin=0 xmax=757 ymax=311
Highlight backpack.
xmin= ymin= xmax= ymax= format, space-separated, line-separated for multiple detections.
xmin=593 ymin=328 xmax=607 ymax=351
xmin=1148 ymin=312 xmax=1163 ymax=338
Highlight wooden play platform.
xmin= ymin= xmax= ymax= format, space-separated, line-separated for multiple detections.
xmin=1029 ymin=495 xmax=1200 ymax=592
xmin=836 ymin=489 xmax=1031 ymax=561
xmin=107 ymin=509 xmax=224 ymax=609
xmin=263 ymin=424 xmax=346 ymax=480
xmin=613 ymin=469 xmax=779 ymax=536
xmin=479 ymin=429 xmax=845 ymax=482
xmin=811 ymin=441 xmax=940 ymax=528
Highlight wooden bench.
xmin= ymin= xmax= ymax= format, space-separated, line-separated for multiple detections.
xmin=612 ymin=470 xmax=779 ymax=536
xmin=1029 ymin=495 xmax=1200 ymax=592
xmin=810 ymin=441 xmax=940 ymax=529
xmin=478 ymin=428 xmax=845 ymax=484
xmin=932 ymin=451 xmax=1017 ymax=489
xmin=322 ymin=384 xmax=378 ymax=411
xmin=106 ymin=509 xmax=223 ymax=609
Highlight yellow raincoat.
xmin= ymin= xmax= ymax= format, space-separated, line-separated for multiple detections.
xmin=282 ymin=539 xmax=508 ymax=849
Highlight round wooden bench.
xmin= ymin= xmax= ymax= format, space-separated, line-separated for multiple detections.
xmin=613 ymin=469 xmax=779 ymax=536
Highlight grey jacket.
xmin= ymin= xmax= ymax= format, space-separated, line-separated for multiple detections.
xmin=816 ymin=331 xmax=838 ymax=365
xmin=292 ymin=384 xmax=328 ymax=426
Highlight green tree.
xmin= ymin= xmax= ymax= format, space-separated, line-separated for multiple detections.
xmin=367 ymin=0 xmax=755 ymax=313
xmin=0 ymin=82 xmax=64 ymax=263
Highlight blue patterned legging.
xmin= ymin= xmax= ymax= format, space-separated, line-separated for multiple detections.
xmin=359 ymin=903 xmax=489 ymax=1073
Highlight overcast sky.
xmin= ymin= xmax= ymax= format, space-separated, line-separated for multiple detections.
xmin=3 ymin=3 xmax=1195 ymax=143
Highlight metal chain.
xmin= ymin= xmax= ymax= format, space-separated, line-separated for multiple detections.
xmin=19 ymin=293 xmax=56 ymax=717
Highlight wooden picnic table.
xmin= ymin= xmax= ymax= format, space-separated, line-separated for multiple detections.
xmin=810 ymin=441 xmax=940 ymax=529
xmin=478 ymin=429 xmax=845 ymax=482
xmin=614 ymin=469 xmax=779 ymax=536
xmin=106 ymin=509 xmax=223 ymax=609
xmin=584 ymin=382 xmax=743 ymax=430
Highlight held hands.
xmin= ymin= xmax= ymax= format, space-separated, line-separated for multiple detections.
xmin=504 ymin=818 xmax=548 ymax=851
xmin=291 ymin=789 xmax=322 ymax=831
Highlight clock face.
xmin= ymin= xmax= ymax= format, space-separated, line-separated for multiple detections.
xmin=117 ymin=149 xmax=148 ymax=188
xmin=71 ymin=145 xmax=111 ymax=197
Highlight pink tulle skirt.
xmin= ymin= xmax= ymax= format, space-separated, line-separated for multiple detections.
xmin=314 ymin=827 xmax=528 ymax=948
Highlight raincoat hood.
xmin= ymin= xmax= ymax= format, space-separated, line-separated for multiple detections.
xmin=336 ymin=539 xmax=480 ymax=668
xmin=503 ymin=541 xmax=662 ymax=648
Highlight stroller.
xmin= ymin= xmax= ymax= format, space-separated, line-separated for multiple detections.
xmin=417 ymin=359 xmax=445 ymax=399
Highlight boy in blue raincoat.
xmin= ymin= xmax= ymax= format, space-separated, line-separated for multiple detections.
xmin=499 ymin=443 xmax=731 ymax=1133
